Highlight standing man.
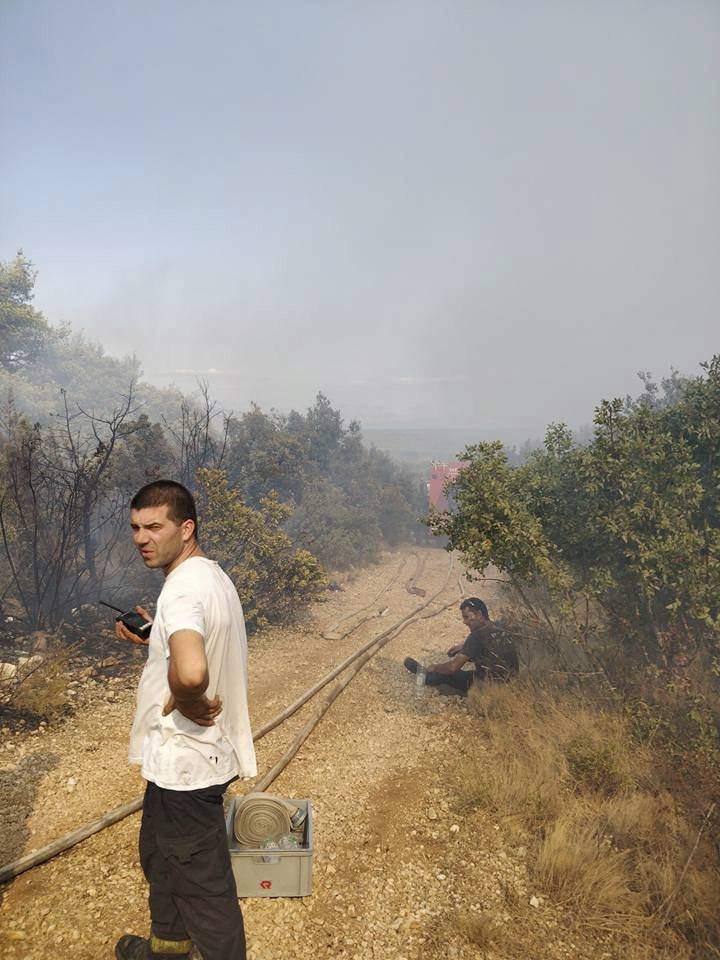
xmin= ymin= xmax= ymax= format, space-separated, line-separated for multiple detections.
xmin=404 ymin=597 xmax=519 ymax=695
xmin=115 ymin=480 xmax=256 ymax=960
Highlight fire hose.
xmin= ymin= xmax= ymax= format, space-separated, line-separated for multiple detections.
xmin=0 ymin=556 xmax=458 ymax=885
xmin=232 ymin=793 xmax=306 ymax=847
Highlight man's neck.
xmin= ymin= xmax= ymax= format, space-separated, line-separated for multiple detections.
xmin=163 ymin=540 xmax=205 ymax=577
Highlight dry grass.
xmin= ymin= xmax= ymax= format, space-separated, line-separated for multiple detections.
xmin=6 ymin=647 xmax=70 ymax=717
xmin=456 ymin=911 xmax=506 ymax=949
xmin=461 ymin=680 xmax=720 ymax=956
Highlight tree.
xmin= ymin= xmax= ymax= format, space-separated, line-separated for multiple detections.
xmin=429 ymin=360 xmax=720 ymax=667
xmin=162 ymin=381 xmax=231 ymax=486
xmin=288 ymin=392 xmax=344 ymax=473
xmin=194 ymin=468 xmax=326 ymax=631
xmin=0 ymin=385 xmax=142 ymax=629
xmin=224 ymin=405 xmax=307 ymax=508
xmin=0 ymin=252 xmax=53 ymax=370
xmin=110 ymin=413 xmax=175 ymax=493
xmin=287 ymin=478 xmax=383 ymax=570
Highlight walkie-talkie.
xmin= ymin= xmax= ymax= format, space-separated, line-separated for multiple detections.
xmin=99 ymin=601 xmax=152 ymax=640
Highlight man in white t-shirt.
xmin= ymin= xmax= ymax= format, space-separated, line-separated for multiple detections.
xmin=114 ymin=480 xmax=256 ymax=960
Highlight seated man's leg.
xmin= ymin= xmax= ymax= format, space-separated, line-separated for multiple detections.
xmin=404 ymin=658 xmax=474 ymax=694
xmin=426 ymin=669 xmax=474 ymax=694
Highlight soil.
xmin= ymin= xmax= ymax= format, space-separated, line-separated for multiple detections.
xmin=0 ymin=548 xmax=617 ymax=959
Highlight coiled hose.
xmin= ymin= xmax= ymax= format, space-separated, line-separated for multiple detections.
xmin=232 ymin=792 xmax=306 ymax=847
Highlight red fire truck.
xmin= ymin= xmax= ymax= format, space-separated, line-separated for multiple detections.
xmin=427 ymin=461 xmax=466 ymax=511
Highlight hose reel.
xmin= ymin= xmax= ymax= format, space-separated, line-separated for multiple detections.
xmin=233 ymin=792 xmax=307 ymax=847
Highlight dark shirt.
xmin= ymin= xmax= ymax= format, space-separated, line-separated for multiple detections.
xmin=459 ymin=622 xmax=519 ymax=680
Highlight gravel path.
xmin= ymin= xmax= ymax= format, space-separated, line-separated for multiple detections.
xmin=0 ymin=549 xmax=610 ymax=960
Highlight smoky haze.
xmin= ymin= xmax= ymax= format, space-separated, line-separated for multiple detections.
xmin=1 ymin=1 xmax=718 ymax=439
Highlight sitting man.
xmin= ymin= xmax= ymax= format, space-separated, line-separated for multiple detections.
xmin=404 ymin=597 xmax=519 ymax=695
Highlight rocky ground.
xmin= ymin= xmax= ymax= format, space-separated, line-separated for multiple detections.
xmin=1 ymin=548 xmax=620 ymax=959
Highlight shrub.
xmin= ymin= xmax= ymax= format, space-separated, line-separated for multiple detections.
xmin=6 ymin=649 xmax=70 ymax=717
xmin=462 ymin=681 xmax=720 ymax=953
xmin=564 ymin=732 xmax=627 ymax=795
xmin=535 ymin=807 xmax=641 ymax=916
xmin=286 ymin=478 xmax=383 ymax=571
xmin=194 ymin=468 xmax=326 ymax=631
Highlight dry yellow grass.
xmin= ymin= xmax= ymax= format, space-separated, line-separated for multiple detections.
xmin=461 ymin=680 xmax=720 ymax=956
xmin=538 ymin=809 xmax=625 ymax=905
xmin=9 ymin=647 xmax=70 ymax=716
xmin=456 ymin=911 xmax=505 ymax=949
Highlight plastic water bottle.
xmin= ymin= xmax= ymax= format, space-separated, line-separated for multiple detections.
xmin=277 ymin=833 xmax=300 ymax=850
xmin=415 ymin=665 xmax=426 ymax=698
xmin=260 ymin=838 xmax=281 ymax=863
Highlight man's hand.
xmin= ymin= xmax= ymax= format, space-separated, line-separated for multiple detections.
xmin=446 ymin=643 xmax=462 ymax=657
xmin=163 ymin=694 xmax=223 ymax=727
xmin=115 ymin=605 xmax=152 ymax=646
xmin=429 ymin=652 xmax=471 ymax=675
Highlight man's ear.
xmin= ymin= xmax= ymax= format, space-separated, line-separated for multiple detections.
xmin=181 ymin=518 xmax=196 ymax=543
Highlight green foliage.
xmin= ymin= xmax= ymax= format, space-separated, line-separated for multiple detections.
xmin=287 ymin=478 xmax=383 ymax=570
xmin=289 ymin=391 xmax=345 ymax=471
xmin=110 ymin=414 xmax=175 ymax=492
xmin=224 ymin=392 xmax=426 ymax=569
xmin=428 ymin=439 xmax=559 ymax=586
xmin=194 ymin=468 xmax=326 ymax=631
xmin=0 ymin=253 xmax=427 ymax=638
xmin=625 ymin=676 xmax=720 ymax=779
xmin=0 ymin=324 xmax=181 ymax=425
xmin=225 ymin=405 xmax=307 ymax=507
xmin=431 ymin=357 xmax=720 ymax=663
xmin=0 ymin=251 xmax=53 ymax=370
xmin=0 ymin=251 xmax=180 ymax=424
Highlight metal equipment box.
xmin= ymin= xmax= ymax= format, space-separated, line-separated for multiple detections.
xmin=225 ymin=797 xmax=313 ymax=898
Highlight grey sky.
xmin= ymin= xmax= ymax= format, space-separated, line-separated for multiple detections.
xmin=1 ymin=1 xmax=718 ymax=436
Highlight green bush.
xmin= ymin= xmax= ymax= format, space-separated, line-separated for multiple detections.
xmin=286 ymin=478 xmax=382 ymax=570
xmin=429 ymin=357 xmax=720 ymax=670
xmin=194 ymin=468 xmax=326 ymax=631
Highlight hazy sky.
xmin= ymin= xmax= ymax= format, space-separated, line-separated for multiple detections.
xmin=1 ymin=1 xmax=718 ymax=435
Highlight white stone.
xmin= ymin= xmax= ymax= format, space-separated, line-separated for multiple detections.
xmin=0 ymin=662 xmax=17 ymax=681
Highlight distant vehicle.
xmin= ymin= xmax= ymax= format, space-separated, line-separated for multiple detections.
xmin=427 ymin=461 xmax=466 ymax=511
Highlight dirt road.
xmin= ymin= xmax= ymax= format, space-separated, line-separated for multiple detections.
xmin=0 ymin=549 xmax=604 ymax=960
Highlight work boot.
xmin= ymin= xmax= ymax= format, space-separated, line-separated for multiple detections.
xmin=115 ymin=934 xmax=192 ymax=959
xmin=403 ymin=656 xmax=419 ymax=674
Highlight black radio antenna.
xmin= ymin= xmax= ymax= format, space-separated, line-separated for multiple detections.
xmin=98 ymin=600 xmax=124 ymax=615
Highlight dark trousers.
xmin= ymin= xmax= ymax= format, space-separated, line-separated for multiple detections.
xmin=425 ymin=669 xmax=474 ymax=694
xmin=139 ymin=779 xmax=246 ymax=960
xmin=425 ymin=667 xmax=515 ymax=692
xmin=404 ymin=657 xmax=475 ymax=695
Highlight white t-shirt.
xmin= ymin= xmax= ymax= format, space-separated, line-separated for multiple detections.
xmin=129 ymin=557 xmax=257 ymax=790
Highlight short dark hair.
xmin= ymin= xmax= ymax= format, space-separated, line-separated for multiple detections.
xmin=130 ymin=480 xmax=198 ymax=539
xmin=460 ymin=597 xmax=488 ymax=618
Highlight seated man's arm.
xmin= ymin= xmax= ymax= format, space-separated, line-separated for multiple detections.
xmin=164 ymin=629 xmax=222 ymax=726
xmin=427 ymin=652 xmax=471 ymax=675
